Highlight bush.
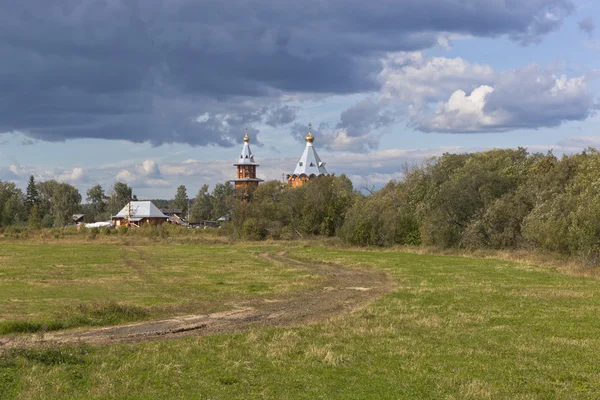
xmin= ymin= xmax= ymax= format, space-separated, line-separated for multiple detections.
xmin=242 ymin=218 xmax=267 ymax=240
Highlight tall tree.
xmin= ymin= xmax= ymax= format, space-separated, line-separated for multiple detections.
xmin=37 ymin=180 xmax=60 ymax=227
xmin=189 ymin=184 xmax=213 ymax=222
xmin=107 ymin=182 xmax=133 ymax=215
xmin=52 ymin=183 xmax=82 ymax=227
xmin=211 ymin=182 xmax=234 ymax=220
xmin=25 ymin=175 xmax=38 ymax=212
xmin=0 ymin=180 xmax=25 ymax=227
xmin=28 ymin=203 xmax=42 ymax=228
xmin=86 ymin=184 xmax=107 ymax=221
xmin=173 ymin=185 xmax=189 ymax=217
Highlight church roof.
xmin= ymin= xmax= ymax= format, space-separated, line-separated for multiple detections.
xmin=234 ymin=128 xmax=259 ymax=166
xmin=113 ymin=201 xmax=167 ymax=219
xmin=292 ymin=123 xmax=328 ymax=176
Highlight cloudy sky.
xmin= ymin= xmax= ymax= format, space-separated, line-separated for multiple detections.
xmin=0 ymin=0 xmax=599 ymax=199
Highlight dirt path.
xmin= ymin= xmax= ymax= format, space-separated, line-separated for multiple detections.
xmin=0 ymin=251 xmax=394 ymax=350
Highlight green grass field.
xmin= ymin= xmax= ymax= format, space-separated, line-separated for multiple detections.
xmin=0 ymin=243 xmax=315 ymax=334
xmin=2 ymin=241 xmax=600 ymax=399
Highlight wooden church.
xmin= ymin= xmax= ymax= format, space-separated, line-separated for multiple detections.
xmin=230 ymin=123 xmax=330 ymax=192
xmin=287 ymin=123 xmax=330 ymax=188
xmin=230 ymin=128 xmax=263 ymax=193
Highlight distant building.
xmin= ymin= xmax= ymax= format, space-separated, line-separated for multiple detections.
xmin=167 ymin=214 xmax=187 ymax=226
xmin=72 ymin=214 xmax=85 ymax=225
xmin=230 ymin=128 xmax=263 ymax=194
xmin=112 ymin=201 xmax=169 ymax=227
xmin=287 ymin=123 xmax=330 ymax=188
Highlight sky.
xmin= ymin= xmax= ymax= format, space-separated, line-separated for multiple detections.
xmin=0 ymin=0 xmax=599 ymax=199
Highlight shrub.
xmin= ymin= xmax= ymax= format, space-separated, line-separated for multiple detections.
xmin=242 ymin=218 xmax=267 ymax=240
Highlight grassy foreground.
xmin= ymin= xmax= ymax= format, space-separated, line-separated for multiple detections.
xmin=2 ymin=242 xmax=600 ymax=399
xmin=0 ymin=243 xmax=314 ymax=334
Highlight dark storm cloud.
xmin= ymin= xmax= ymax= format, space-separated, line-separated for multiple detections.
xmin=265 ymin=105 xmax=298 ymax=127
xmin=0 ymin=0 xmax=574 ymax=145
xmin=337 ymin=99 xmax=395 ymax=137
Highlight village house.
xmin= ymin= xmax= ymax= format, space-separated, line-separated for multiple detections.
xmin=112 ymin=201 xmax=169 ymax=227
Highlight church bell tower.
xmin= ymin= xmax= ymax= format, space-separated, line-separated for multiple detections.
xmin=230 ymin=128 xmax=263 ymax=193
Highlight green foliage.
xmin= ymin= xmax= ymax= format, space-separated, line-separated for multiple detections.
xmin=334 ymin=147 xmax=600 ymax=265
xmin=107 ymin=182 xmax=133 ymax=215
xmin=25 ymin=174 xmax=38 ymax=213
xmin=230 ymin=175 xmax=355 ymax=240
xmin=190 ymin=184 xmax=213 ymax=222
xmin=341 ymin=195 xmax=394 ymax=246
xmin=86 ymin=184 xmax=107 ymax=222
xmin=173 ymin=185 xmax=189 ymax=217
xmin=241 ymin=217 xmax=268 ymax=240
xmin=0 ymin=180 xmax=25 ymax=227
xmin=211 ymin=182 xmax=234 ymax=220
xmin=521 ymin=149 xmax=600 ymax=262
xmin=6 ymin=146 xmax=600 ymax=265
xmin=52 ymin=183 xmax=82 ymax=227
xmin=34 ymin=180 xmax=82 ymax=227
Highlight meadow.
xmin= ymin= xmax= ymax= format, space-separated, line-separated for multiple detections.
xmin=1 ymin=239 xmax=600 ymax=399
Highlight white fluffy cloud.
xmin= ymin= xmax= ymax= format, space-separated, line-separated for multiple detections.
xmin=379 ymin=52 xmax=496 ymax=112
xmin=417 ymin=65 xmax=594 ymax=132
xmin=315 ymin=127 xmax=382 ymax=152
xmin=116 ymin=160 xmax=169 ymax=188
xmin=417 ymin=85 xmax=503 ymax=132
xmin=377 ymin=53 xmax=596 ymax=133
xmin=58 ymin=167 xmax=86 ymax=184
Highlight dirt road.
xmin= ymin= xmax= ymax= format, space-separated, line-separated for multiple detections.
xmin=0 ymin=251 xmax=394 ymax=349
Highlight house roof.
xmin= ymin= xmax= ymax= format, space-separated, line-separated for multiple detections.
xmin=233 ymin=129 xmax=259 ymax=166
xmin=113 ymin=201 xmax=167 ymax=219
xmin=72 ymin=214 xmax=85 ymax=221
xmin=292 ymin=124 xmax=328 ymax=176
xmin=160 ymin=208 xmax=183 ymax=215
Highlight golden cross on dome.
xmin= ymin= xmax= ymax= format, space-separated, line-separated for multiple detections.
xmin=244 ymin=127 xmax=250 ymax=142
xmin=306 ymin=122 xmax=314 ymax=143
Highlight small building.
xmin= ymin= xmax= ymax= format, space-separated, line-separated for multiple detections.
xmin=112 ymin=201 xmax=169 ymax=227
xmin=72 ymin=214 xmax=85 ymax=225
xmin=287 ymin=123 xmax=330 ymax=188
xmin=167 ymin=214 xmax=187 ymax=226
xmin=230 ymin=128 xmax=263 ymax=194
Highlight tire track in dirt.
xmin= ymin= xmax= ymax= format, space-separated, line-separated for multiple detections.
xmin=0 ymin=251 xmax=395 ymax=350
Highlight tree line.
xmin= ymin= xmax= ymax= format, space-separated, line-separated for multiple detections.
xmin=0 ymin=178 xmax=138 ymax=228
xmin=2 ymin=147 xmax=600 ymax=264
xmin=0 ymin=177 xmax=235 ymax=228
xmin=228 ymin=147 xmax=600 ymax=264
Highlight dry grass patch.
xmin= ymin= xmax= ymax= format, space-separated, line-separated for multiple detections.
xmin=459 ymin=379 xmax=494 ymax=399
